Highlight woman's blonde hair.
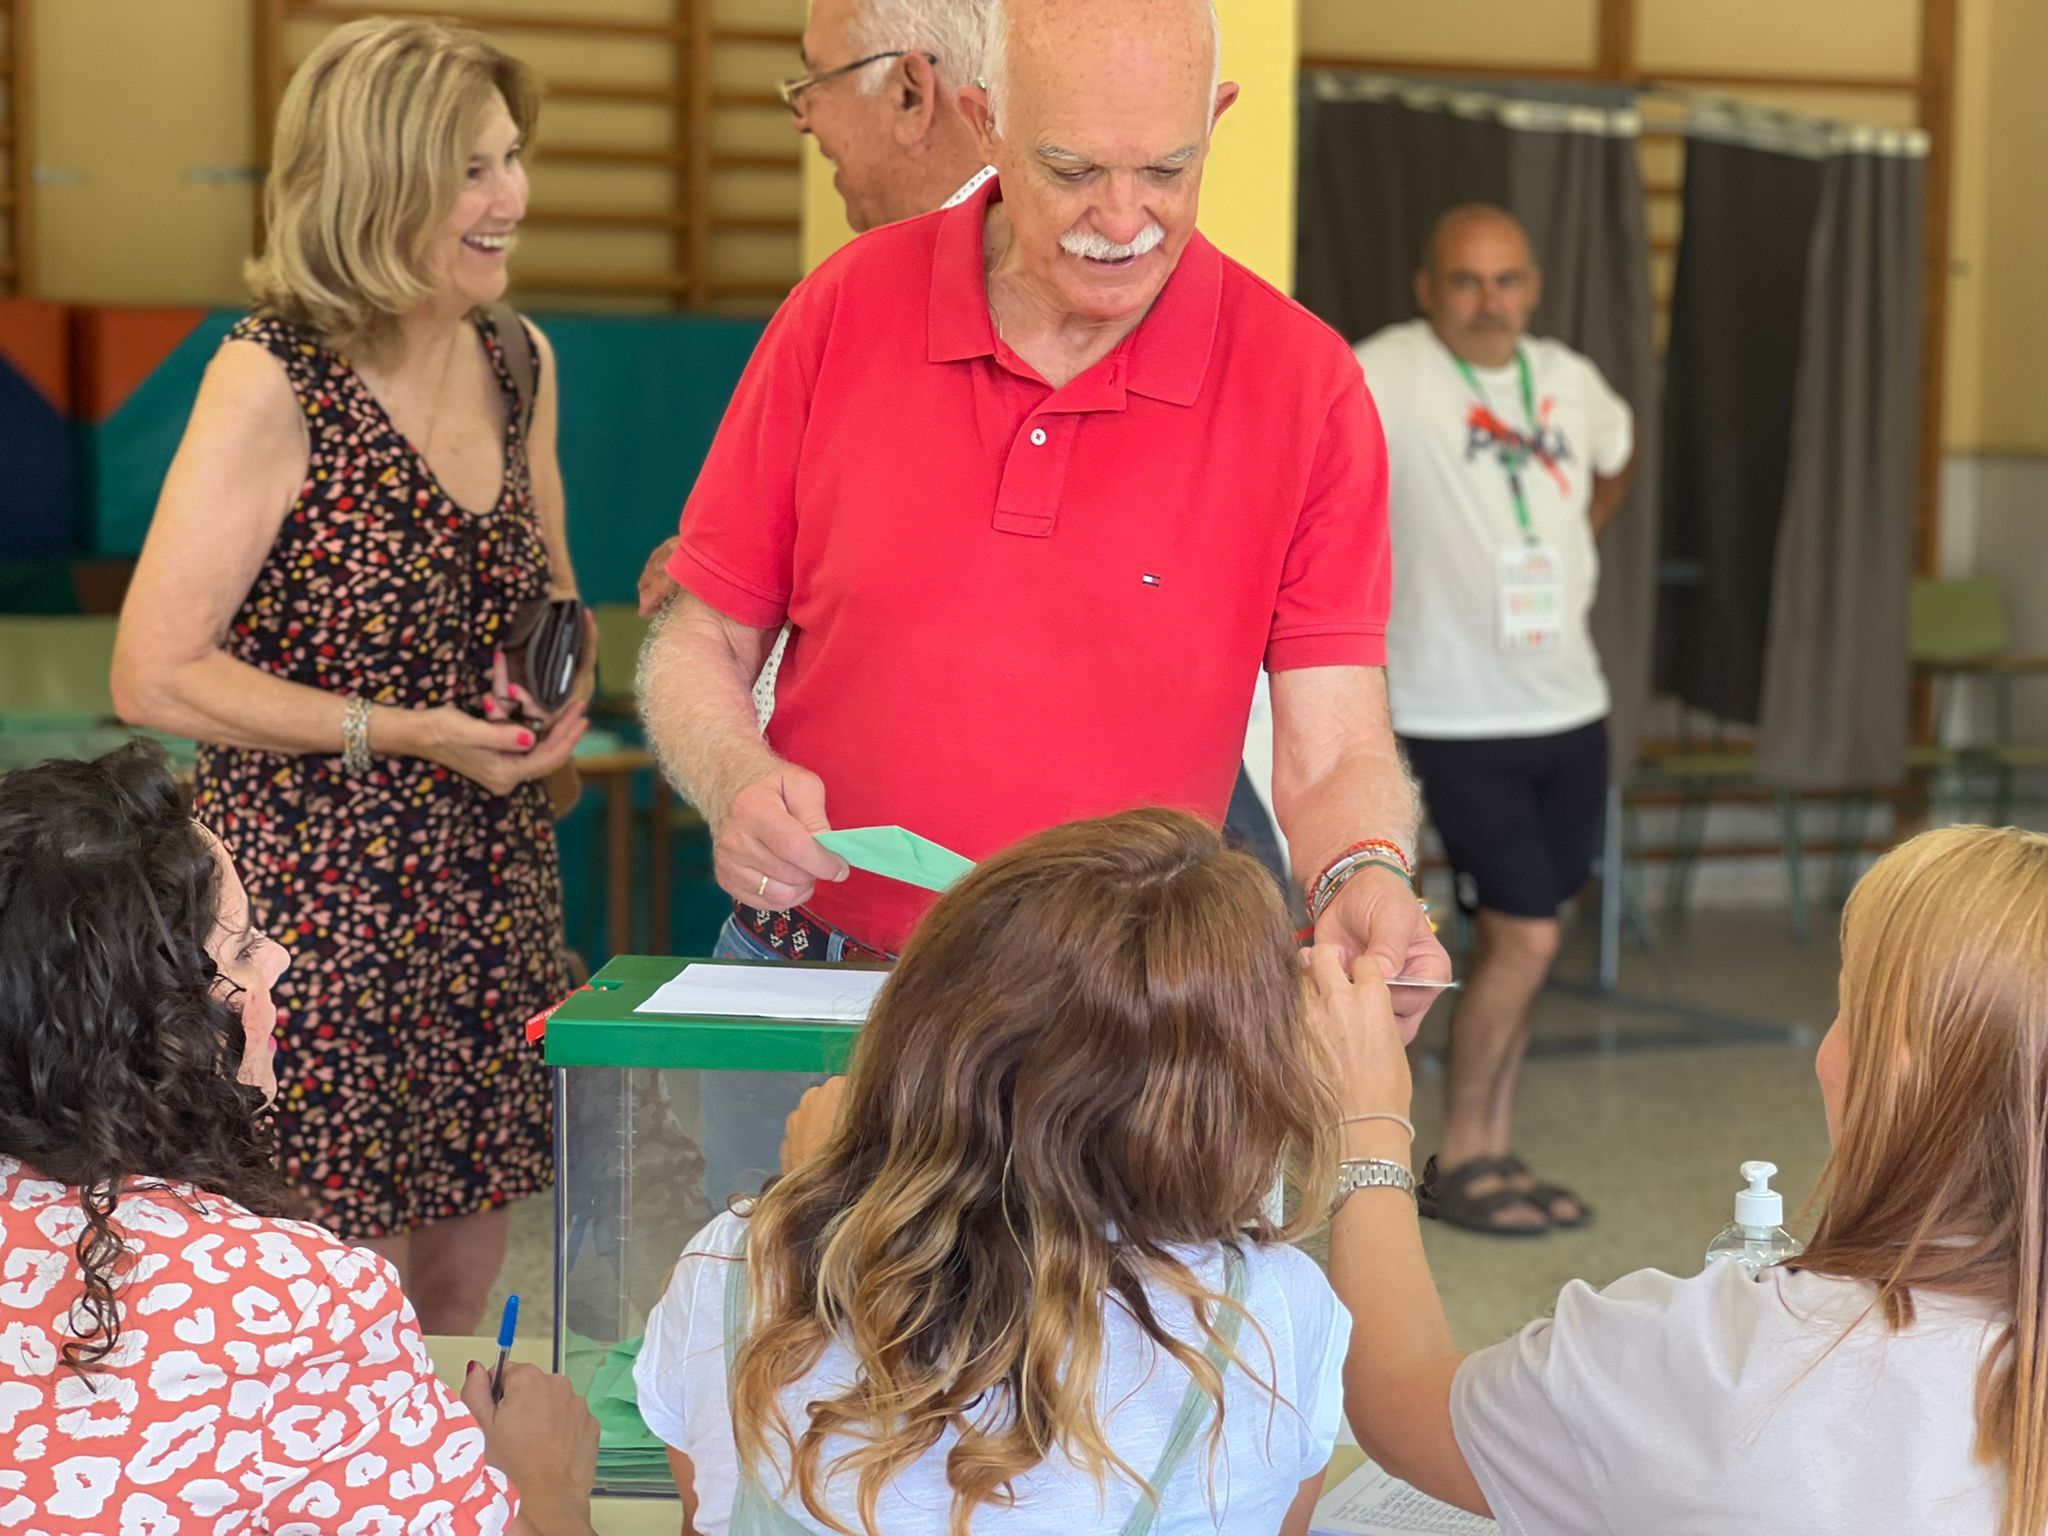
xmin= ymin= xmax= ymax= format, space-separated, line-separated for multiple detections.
xmin=1797 ymin=825 xmax=2048 ymax=1536
xmin=246 ymin=16 xmax=538 ymax=354
xmin=731 ymin=808 xmax=1341 ymax=1536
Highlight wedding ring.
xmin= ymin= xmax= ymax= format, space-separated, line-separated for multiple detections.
xmin=757 ymin=874 xmax=770 ymax=898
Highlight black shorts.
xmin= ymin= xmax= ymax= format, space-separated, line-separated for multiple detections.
xmin=1403 ymin=719 xmax=1609 ymax=919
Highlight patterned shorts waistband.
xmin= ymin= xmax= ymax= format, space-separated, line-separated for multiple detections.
xmin=733 ymin=902 xmax=892 ymax=963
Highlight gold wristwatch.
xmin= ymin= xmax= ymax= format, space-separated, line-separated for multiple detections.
xmin=1333 ymin=1157 xmax=1417 ymax=1213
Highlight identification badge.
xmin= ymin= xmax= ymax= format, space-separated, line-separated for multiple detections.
xmin=1497 ymin=542 xmax=1566 ymax=652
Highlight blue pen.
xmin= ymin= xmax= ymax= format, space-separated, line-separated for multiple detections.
xmin=489 ymin=1294 xmax=519 ymax=1405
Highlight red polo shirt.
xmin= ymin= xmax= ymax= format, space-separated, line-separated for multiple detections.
xmin=669 ymin=178 xmax=1391 ymax=951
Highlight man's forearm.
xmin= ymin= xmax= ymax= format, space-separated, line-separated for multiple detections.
xmin=637 ymin=595 xmax=779 ymax=828
xmin=1271 ymin=671 xmax=1420 ymax=892
xmin=1278 ymin=739 xmax=1420 ymax=892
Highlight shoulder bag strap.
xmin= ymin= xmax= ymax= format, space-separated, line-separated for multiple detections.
xmin=720 ymin=1232 xmax=818 ymax=1535
xmin=1117 ymin=1249 xmax=1250 ymax=1536
xmin=486 ymin=301 xmax=539 ymax=439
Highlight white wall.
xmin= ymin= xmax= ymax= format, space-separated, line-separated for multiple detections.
xmin=1939 ymin=453 xmax=2048 ymax=743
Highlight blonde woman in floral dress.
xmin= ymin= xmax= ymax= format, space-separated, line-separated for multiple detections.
xmin=114 ymin=17 xmax=588 ymax=1331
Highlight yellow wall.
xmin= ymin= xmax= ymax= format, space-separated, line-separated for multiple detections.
xmin=1944 ymin=0 xmax=1993 ymax=452
xmin=1303 ymin=0 xmax=1596 ymax=69
xmin=802 ymin=0 xmax=1301 ymax=291
xmin=24 ymin=0 xmax=2045 ymax=451
xmin=799 ymin=140 xmax=856 ymax=275
xmin=29 ymin=0 xmax=806 ymax=310
xmin=1967 ymin=0 xmax=2048 ymax=451
xmin=34 ymin=2 xmax=254 ymax=306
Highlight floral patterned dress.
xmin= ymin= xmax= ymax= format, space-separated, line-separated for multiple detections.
xmin=191 ymin=312 xmax=570 ymax=1240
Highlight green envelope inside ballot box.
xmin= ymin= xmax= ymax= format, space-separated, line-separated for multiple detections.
xmin=545 ymin=955 xmax=876 ymax=1494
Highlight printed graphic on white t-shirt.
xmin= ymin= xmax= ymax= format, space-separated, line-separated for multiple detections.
xmin=1355 ymin=319 xmax=1633 ymax=739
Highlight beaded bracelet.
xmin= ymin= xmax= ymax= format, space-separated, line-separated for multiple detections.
xmin=1306 ymin=840 xmax=1415 ymax=926
xmin=1307 ymin=839 xmax=1412 ymax=905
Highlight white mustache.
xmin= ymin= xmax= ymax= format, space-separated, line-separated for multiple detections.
xmin=1060 ymin=221 xmax=1167 ymax=262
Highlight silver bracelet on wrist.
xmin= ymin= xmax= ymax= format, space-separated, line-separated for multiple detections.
xmin=1338 ymin=1112 xmax=1416 ymax=1141
xmin=341 ymin=696 xmax=373 ymax=775
xmin=1332 ymin=1156 xmax=1418 ymax=1214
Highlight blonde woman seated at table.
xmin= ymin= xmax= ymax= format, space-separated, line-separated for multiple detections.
xmin=1318 ymin=824 xmax=2048 ymax=1536
xmin=634 ymin=810 xmax=1357 ymax=1535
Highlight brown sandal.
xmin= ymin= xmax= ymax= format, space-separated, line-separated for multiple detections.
xmin=1499 ymin=1154 xmax=1594 ymax=1229
xmin=1418 ymin=1155 xmax=1551 ymax=1237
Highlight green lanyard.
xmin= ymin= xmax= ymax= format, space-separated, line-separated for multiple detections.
xmin=1453 ymin=349 xmax=1540 ymax=545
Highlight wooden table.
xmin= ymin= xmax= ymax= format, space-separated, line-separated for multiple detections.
xmin=571 ymin=748 xmax=673 ymax=960
xmin=423 ymin=1335 xmax=1378 ymax=1535
xmin=424 ymin=1336 xmax=681 ymax=1536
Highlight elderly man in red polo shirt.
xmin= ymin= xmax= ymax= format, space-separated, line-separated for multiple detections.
xmin=641 ymin=0 xmax=1447 ymax=1015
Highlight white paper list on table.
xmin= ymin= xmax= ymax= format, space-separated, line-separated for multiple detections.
xmin=1313 ymin=1461 xmax=1498 ymax=1536
xmin=635 ymin=962 xmax=889 ymax=1022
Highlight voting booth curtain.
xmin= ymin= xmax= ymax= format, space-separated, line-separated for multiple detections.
xmin=1656 ymin=102 xmax=1924 ymax=789
xmin=1296 ymin=73 xmax=1661 ymax=783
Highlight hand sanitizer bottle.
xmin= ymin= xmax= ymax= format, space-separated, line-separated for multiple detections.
xmin=1704 ymin=1161 xmax=1804 ymax=1277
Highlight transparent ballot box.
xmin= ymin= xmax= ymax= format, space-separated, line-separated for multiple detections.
xmin=546 ymin=955 xmax=868 ymax=1496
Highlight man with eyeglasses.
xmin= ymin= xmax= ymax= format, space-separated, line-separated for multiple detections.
xmin=636 ymin=0 xmax=1292 ymax=882
xmin=636 ymin=0 xmax=990 ymax=654
xmin=781 ymin=0 xmax=992 ymax=234
xmin=640 ymin=0 xmax=1443 ymax=1008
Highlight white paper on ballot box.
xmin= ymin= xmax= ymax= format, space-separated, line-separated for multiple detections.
xmin=635 ymin=962 xmax=889 ymax=1022
xmin=1312 ymin=1460 xmax=1499 ymax=1536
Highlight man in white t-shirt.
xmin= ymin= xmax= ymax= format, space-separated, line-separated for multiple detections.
xmin=1355 ymin=205 xmax=1636 ymax=1236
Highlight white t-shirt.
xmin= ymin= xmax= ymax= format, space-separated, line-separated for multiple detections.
xmin=634 ymin=1210 xmax=1351 ymax=1534
xmin=1355 ymin=320 xmax=1633 ymax=739
xmin=1451 ymin=1259 xmax=2007 ymax=1535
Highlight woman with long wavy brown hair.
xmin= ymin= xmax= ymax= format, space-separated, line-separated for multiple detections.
xmin=634 ymin=808 xmax=1356 ymax=1534
xmin=1326 ymin=823 xmax=2048 ymax=1536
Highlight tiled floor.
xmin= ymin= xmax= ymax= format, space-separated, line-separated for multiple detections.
xmin=488 ymin=903 xmax=1844 ymax=1356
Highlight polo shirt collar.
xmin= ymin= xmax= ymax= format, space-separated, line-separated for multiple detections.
xmin=926 ymin=175 xmax=1222 ymax=408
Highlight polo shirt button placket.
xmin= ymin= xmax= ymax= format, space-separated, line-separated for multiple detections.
xmin=994 ymin=416 xmax=1068 ymax=537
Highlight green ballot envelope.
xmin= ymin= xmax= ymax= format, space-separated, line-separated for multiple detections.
xmin=815 ymin=825 xmax=976 ymax=892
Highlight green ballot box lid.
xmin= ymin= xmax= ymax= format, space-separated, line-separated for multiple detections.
xmin=541 ymin=955 xmax=869 ymax=1073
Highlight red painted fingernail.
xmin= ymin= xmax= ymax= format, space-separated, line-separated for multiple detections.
xmin=509 ymin=684 xmax=524 ymax=700
xmin=484 ymin=698 xmax=498 ymax=717
xmin=494 ymin=650 xmax=504 ymax=666
xmin=466 ymin=1360 xmax=480 ymax=1376
xmin=518 ymin=732 xmax=534 ymax=748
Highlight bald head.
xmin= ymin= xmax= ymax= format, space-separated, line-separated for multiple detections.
xmin=961 ymin=0 xmax=1236 ymax=329
xmin=1423 ymin=203 xmax=1533 ymax=278
xmin=983 ymin=0 xmax=1220 ymax=126
xmin=1416 ymin=203 xmax=1543 ymax=367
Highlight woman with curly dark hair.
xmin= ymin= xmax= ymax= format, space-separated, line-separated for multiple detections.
xmin=0 ymin=744 xmax=597 ymax=1534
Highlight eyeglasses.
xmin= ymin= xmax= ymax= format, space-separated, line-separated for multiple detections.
xmin=201 ymin=953 xmax=248 ymax=1009
xmin=777 ymin=50 xmax=938 ymax=116
xmin=200 ymin=927 xmax=276 ymax=1009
